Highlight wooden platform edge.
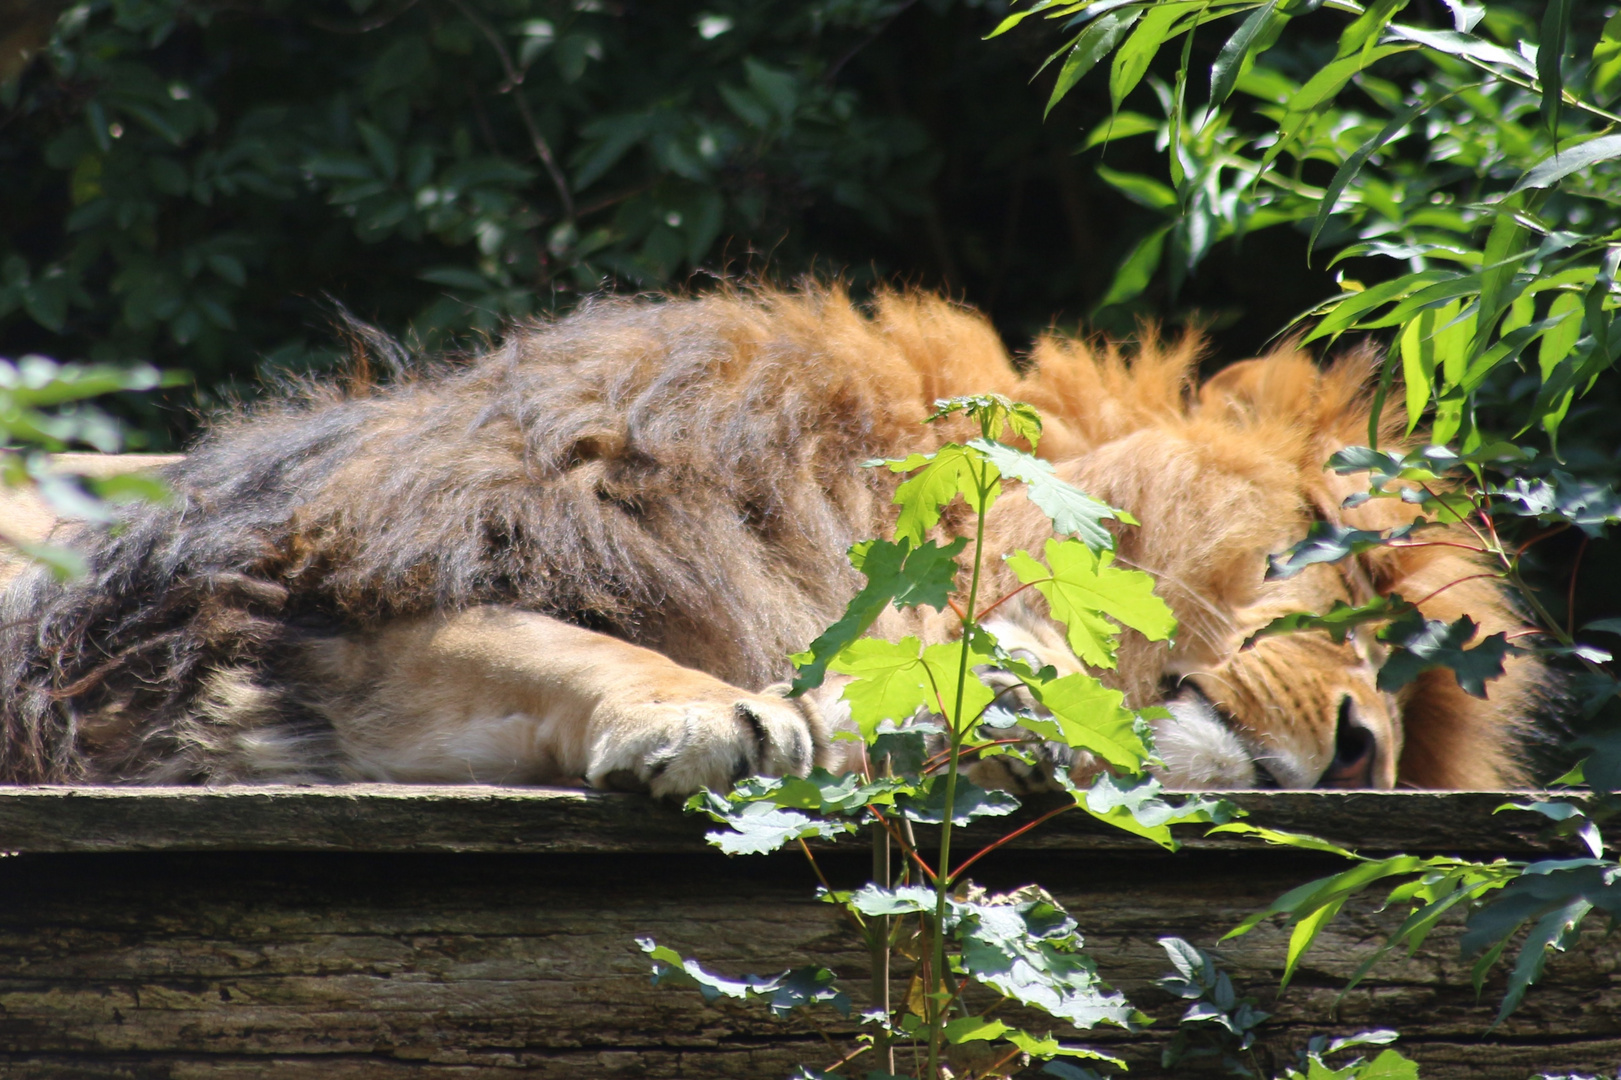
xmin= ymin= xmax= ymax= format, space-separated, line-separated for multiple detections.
xmin=0 ymin=785 xmax=1574 ymax=856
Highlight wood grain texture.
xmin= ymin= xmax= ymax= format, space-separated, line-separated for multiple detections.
xmin=0 ymin=786 xmax=1569 ymax=855
xmin=0 ymin=790 xmax=1605 ymax=1079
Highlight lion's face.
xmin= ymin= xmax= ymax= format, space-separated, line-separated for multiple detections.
xmin=983 ymin=559 xmax=1405 ymax=791
xmin=975 ymin=390 xmax=1506 ymax=791
xmin=1167 ymin=633 xmax=1400 ymax=790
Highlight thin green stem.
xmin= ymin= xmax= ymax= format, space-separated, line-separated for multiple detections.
xmin=926 ymin=457 xmax=991 ymax=1079
xmin=1508 ymin=565 xmax=1577 ymax=650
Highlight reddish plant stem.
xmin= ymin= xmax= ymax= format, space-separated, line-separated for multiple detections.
xmin=975 ymin=581 xmax=1038 ymax=622
xmin=1408 ymin=572 xmax=1508 ymax=610
xmin=871 ymin=808 xmax=938 ymax=883
xmin=1568 ymin=534 xmax=1590 ymax=638
xmin=950 ymin=801 xmax=1075 ymax=884
xmin=1515 ymin=523 xmax=1572 ymax=557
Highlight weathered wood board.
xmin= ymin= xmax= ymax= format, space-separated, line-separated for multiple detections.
xmin=0 ymin=788 xmax=1607 ymax=1079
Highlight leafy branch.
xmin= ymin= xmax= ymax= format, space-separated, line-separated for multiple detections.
xmin=643 ymin=397 xmax=1234 ymax=1078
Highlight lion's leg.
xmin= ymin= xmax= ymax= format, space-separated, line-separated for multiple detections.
xmin=303 ymin=606 xmax=830 ymax=795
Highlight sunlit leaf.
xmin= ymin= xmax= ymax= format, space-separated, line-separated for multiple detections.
xmin=830 ymin=636 xmax=997 ymax=737
xmin=1537 ymin=0 xmax=1571 ymax=138
xmin=686 ymin=795 xmax=859 ymax=855
xmin=969 ymin=439 xmax=1125 ymax=551
xmin=1511 ymin=133 xmax=1621 ymax=194
xmin=1022 ymin=671 xmax=1148 ymax=770
xmin=1210 ymin=1 xmax=1285 ymax=108
xmin=1309 ymin=91 xmax=1434 ymax=261
xmin=1109 ymin=2 xmax=1188 ymax=112
xmin=929 ymin=393 xmax=1043 ymax=446
xmin=1593 ymin=11 xmax=1621 ymax=102
xmin=1048 ymin=10 xmax=1146 ymax=116
xmin=639 ymin=938 xmax=850 ymax=1017
xmin=895 ymin=774 xmax=1020 ymax=826
xmin=887 ymin=443 xmax=1000 ymax=546
xmin=1007 ymin=538 xmax=1175 ymax=668
xmin=790 ymin=537 xmax=966 ymax=693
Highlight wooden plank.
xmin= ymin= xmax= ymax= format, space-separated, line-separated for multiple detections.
xmin=0 ymin=848 xmax=1612 ymax=1079
xmin=0 ymin=788 xmax=1599 ymax=1077
xmin=0 ymin=787 xmax=1573 ymax=856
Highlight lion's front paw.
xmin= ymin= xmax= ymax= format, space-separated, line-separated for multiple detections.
xmin=585 ymin=684 xmax=827 ymax=798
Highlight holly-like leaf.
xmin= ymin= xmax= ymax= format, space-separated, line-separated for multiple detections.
xmin=886 ymin=443 xmax=1000 ymax=545
xmin=1243 ymin=594 xmax=1416 ymax=648
xmin=970 ymin=438 xmax=1130 ymax=552
xmin=1377 ymin=613 xmax=1515 ymax=698
xmin=1266 ymin=521 xmax=1426 ymax=580
xmin=790 ymin=537 xmax=966 ymax=693
xmin=638 ymin=939 xmax=850 ymax=1017
xmin=1007 ymin=538 xmax=1175 ymax=669
xmin=686 ymin=795 xmax=858 ymax=855
xmin=1492 ymin=471 xmax=1621 ymax=537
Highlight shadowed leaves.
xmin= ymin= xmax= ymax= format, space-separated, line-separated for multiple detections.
xmin=1265 ymin=521 xmax=1426 ymax=580
xmin=1376 ymin=613 xmax=1515 ymax=698
xmin=1244 ymin=594 xmax=1416 ymax=648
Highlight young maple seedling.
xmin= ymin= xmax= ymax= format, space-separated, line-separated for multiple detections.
xmin=639 ymin=396 xmax=1233 ymax=1080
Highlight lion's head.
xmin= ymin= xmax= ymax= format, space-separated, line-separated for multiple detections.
xmin=950 ymin=328 xmax=1537 ymax=791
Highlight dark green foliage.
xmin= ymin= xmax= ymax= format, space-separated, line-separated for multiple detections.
xmin=5 ymin=0 xmax=1310 ymax=444
xmin=0 ymin=351 xmax=180 ymax=575
xmin=1374 ymin=613 xmax=1514 ymax=698
xmin=1264 ymin=521 xmax=1428 ymax=581
xmin=1244 ymin=594 xmax=1415 ymax=649
xmin=639 ymin=939 xmax=851 ymax=1017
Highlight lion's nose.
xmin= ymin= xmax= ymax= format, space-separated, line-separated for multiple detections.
xmin=1317 ymin=695 xmax=1377 ymax=788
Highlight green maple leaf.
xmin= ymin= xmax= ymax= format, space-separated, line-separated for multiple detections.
xmin=1006 ymin=538 xmax=1175 ymax=669
xmin=830 ymin=636 xmax=997 ymax=738
xmin=969 ymin=438 xmax=1132 ymax=552
xmin=789 ymin=537 xmax=966 ymax=693
xmin=887 ymin=443 xmax=1001 ymax=545
xmin=1022 ymin=671 xmax=1148 ymax=771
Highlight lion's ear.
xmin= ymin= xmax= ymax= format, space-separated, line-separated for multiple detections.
xmin=1195 ymin=356 xmax=1274 ymax=413
xmin=1197 ymin=345 xmax=1383 ymax=443
xmin=1195 ymin=350 xmax=1338 ymax=430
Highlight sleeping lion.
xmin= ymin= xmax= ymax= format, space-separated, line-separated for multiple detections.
xmin=0 ymin=287 xmax=1536 ymax=792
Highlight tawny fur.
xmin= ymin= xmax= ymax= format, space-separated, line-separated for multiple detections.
xmin=0 ymin=286 xmax=1537 ymax=789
